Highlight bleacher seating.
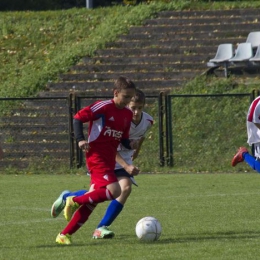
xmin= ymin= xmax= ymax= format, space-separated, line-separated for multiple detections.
xmin=207 ymin=31 xmax=260 ymax=77
xmin=207 ymin=43 xmax=234 ymax=77
xmin=2 ymin=8 xmax=260 ymax=170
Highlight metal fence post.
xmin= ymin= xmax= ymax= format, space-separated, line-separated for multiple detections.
xmin=165 ymin=93 xmax=170 ymax=166
xmin=68 ymin=93 xmax=75 ymax=168
xmin=165 ymin=93 xmax=252 ymax=168
xmin=167 ymin=94 xmax=173 ymax=167
xmin=158 ymin=92 xmax=165 ymax=166
xmin=86 ymin=0 xmax=93 ymax=9
xmin=251 ymin=89 xmax=258 ymax=156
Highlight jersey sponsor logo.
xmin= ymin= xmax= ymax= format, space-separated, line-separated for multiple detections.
xmin=109 ymin=116 xmax=115 ymax=121
xmin=104 ymin=126 xmax=123 ymax=139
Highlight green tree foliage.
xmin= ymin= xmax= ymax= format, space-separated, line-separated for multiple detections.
xmin=0 ymin=0 xmax=126 ymax=11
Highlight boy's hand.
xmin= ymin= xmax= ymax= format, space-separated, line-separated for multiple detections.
xmin=124 ymin=164 xmax=140 ymax=176
xmin=78 ymin=140 xmax=90 ymax=152
xmin=130 ymin=139 xmax=139 ymax=150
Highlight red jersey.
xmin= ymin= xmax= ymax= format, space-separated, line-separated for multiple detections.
xmin=74 ymin=99 xmax=133 ymax=174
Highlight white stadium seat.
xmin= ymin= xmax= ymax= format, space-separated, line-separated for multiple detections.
xmin=209 ymin=43 xmax=234 ymax=63
xmin=229 ymin=42 xmax=253 ymax=62
xmin=246 ymin=31 xmax=260 ymax=49
xmin=250 ymin=45 xmax=260 ymax=63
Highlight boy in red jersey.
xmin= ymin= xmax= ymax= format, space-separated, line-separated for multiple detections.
xmin=56 ymin=76 xmax=138 ymax=245
xmin=51 ymin=89 xmax=153 ymax=239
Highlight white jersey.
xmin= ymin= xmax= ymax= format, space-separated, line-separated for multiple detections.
xmin=247 ymin=96 xmax=260 ymax=146
xmin=115 ymin=111 xmax=153 ymax=170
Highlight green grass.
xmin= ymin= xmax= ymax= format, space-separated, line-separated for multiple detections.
xmin=2 ymin=3 xmax=260 ymax=257
xmin=1 ymin=1 xmax=260 ymax=99
xmin=163 ymin=76 xmax=255 ymax=173
xmin=2 ymin=1 xmax=260 ymax=173
xmin=0 ymin=1 xmax=188 ymax=99
xmin=1 ymin=173 xmax=260 ymax=259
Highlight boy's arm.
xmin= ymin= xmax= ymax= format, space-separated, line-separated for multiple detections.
xmin=132 ymin=137 xmax=145 ymax=160
xmin=121 ymin=138 xmax=139 ymax=150
xmin=116 ymin=152 xmax=140 ymax=176
xmin=132 ymin=119 xmax=153 ymax=160
xmin=73 ymin=118 xmax=90 ymax=152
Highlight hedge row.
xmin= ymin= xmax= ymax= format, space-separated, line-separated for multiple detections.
xmin=0 ymin=0 xmax=126 ymax=10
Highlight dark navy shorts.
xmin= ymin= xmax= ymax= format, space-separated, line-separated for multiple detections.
xmin=114 ymin=168 xmax=138 ymax=186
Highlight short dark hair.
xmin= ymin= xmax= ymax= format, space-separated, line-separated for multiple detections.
xmin=114 ymin=76 xmax=136 ymax=91
xmin=131 ymin=89 xmax=146 ymax=104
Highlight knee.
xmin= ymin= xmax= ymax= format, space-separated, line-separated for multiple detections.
xmin=121 ymin=184 xmax=132 ymax=197
xmin=116 ymin=184 xmax=132 ymax=205
xmin=109 ymin=183 xmax=121 ymax=199
xmin=113 ymin=190 xmax=121 ymax=199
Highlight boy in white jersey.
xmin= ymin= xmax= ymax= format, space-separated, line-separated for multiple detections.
xmin=232 ymin=96 xmax=260 ymax=172
xmin=51 ymin=89 xmax=153 ymax=239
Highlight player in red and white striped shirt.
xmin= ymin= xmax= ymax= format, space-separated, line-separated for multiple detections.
xmin=232 ymin=96 xmax=260 ymax=172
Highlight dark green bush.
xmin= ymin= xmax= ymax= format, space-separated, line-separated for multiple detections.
xmin=0 ymin=0 xmax=127 ymax=10
xmin=2 ymin=0 xmax=257 ymax=11
xmin=0 ymin=0 xmax=62 ymax=10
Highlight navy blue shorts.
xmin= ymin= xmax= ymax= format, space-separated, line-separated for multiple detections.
xmin=114 ymin=168 xmax=138 ymax=187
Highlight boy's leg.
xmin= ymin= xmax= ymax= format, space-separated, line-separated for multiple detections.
xmin=232 ymin=146 xmax=260 ymax=173
xmin=93 ymin=177 xmax=133 ymax=239
xmin=56 ymin=203 xmax=96 ymax=245
xmin=243 ymin=153 xmax=260 ymax=172
xmin=97 ymin=200 xmax=124 ymax=228
xmin=65 ymin=187 xmax=114 ymax=220
xmin=51 ymin=189 xmax=87 ymax=218
xmin=244 ymin=144 xmax=260 ymax=173
xmin=231 ymin=147 xmax=249 ymax=166
xmin=64 ymin=183 xmax=119 ymax=221
xmin=92 ymin=199 xmax=123 ymax=239
xmin=64 ymin=190 xmax=87 ymax=199
xmin=58 ymin=174 xmax=119 ymax=243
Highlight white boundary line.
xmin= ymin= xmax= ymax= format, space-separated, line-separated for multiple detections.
xmin=0 ymin=217 xmax=63 ymax=226
xmin=166 ymin=192 xmax=260 ymax=198
xmin=2 ymin=192 xmax=260 ymax=226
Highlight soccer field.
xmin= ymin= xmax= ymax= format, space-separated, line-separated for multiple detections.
xmin=1 ymin=173 xmax=260 ymax=260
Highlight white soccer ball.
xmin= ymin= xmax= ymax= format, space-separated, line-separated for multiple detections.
xmin=135 ymin=216 xmax=162 ymax=241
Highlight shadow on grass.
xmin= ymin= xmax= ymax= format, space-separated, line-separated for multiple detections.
xmin=35 ymin=243 xmax=100 ymax=248
xmin=13 ymin=230 xmax=260 ymax=249
xmin=160 ymin=230 xmax=260 ymax=244
xmin=101 ymin=230 xmax=260 ymax=244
